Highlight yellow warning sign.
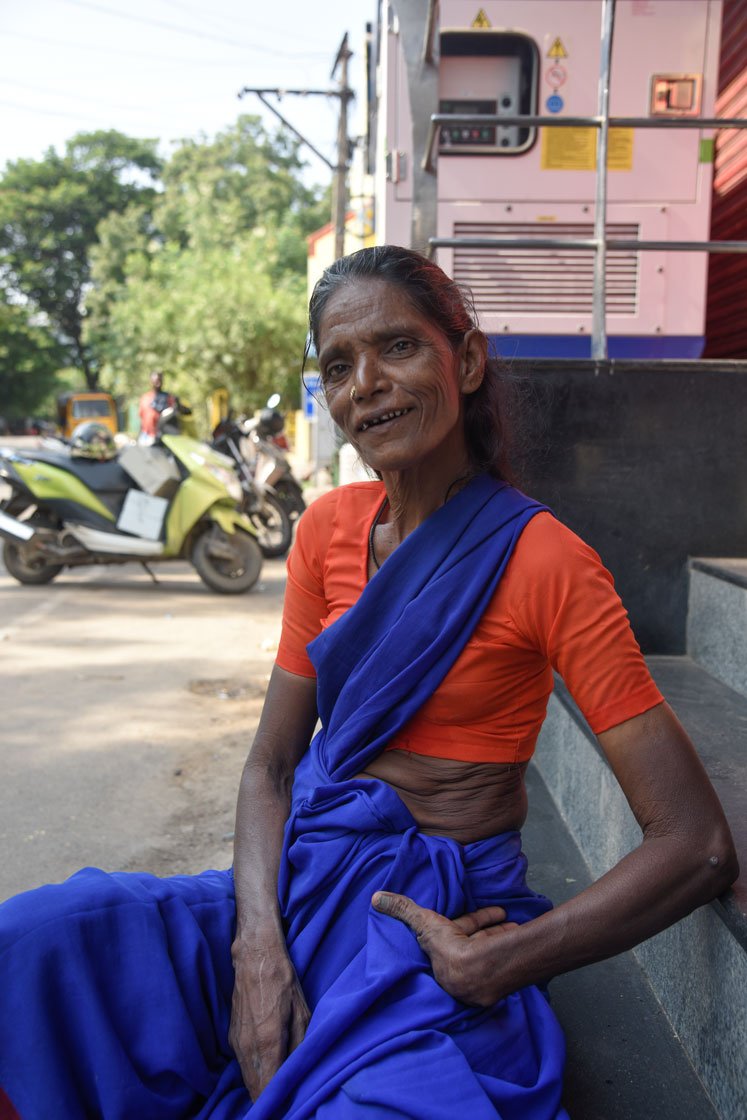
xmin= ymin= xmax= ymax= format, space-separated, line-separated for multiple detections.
xmin=608 ymin=129 xmax=634 ymax=170
xmin=540 ymin=127 xmax=634 ymax=171
xmin=547 ymin=37 xmax=568 ymax=59
xmin=471 ymin=9 xmax=492 ymax=28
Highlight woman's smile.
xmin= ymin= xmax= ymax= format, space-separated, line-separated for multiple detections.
xmin=356 ymin=406 xmax=413 ymax=434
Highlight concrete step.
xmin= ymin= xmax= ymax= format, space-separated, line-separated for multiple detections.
xmin=688 ymin=558 xmax=747 ymax=699
xmin=523 ymin=767 xmax=720 ymax=1120
xmin=532 ymin=657 xmax=747 ymax=1120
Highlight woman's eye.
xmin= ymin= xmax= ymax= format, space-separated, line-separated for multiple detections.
xmin=390 ymin=339 xmax=414 ymax=355
xmin=323 ymin=363 xmax=349 ymax=384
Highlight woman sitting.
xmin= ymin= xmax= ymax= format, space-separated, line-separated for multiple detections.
xmin=0 ymin=245 xmax=737 ymax=1120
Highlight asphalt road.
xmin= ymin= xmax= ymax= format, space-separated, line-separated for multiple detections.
xmin=0 ymin=538 xmax=288 ymax=903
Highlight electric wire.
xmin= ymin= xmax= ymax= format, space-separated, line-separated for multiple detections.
xmin=156 ymin=0 xmax=335 ymax=47
xmin=56 ymin=0 xmax=324 ymax=58
xmin=0 ymin=28 xmax=329 ymax=66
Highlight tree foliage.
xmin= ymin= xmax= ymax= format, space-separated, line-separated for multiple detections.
xmin=86 ymin=116 xmax=328 ymax=415
xmin=0 ymin=130 xmax=162 ymax=389
xmin=0 ymin=301 xmax=66 ymax=418
xmin=0 ymin=117 xmax=328 ymax=420
xmin=96 ymin=238 xmax=308 ymax=412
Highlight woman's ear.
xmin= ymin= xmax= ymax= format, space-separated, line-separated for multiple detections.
xmin=459 ymin=330 xmax=488 ymax=396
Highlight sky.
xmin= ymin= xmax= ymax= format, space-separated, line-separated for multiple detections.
xmin=0 ymin=0 xmax=375 ymax=190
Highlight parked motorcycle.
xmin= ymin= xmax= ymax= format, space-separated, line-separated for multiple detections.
xmin=0 ymin=413 xmax=263 ymax=594
xmin=250 ymin=401 xmax=307 ymax=523
xmin=212 ymin=397 xmax=305 ymax=552
xmin=210 ymin=419 xmax=292 ymax=560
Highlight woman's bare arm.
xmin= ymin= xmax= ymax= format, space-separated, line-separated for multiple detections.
xmin=373 ymin=702 xmax=738 ymax=1005
xmin=230 ymin=665 xmax=318 ymax=1099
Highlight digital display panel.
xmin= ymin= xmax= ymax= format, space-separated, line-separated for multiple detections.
xmin=439 ymin=100 xmax=497 ymax=147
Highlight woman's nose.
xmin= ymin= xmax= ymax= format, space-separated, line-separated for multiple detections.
xmin=351 ymin=353 xmax=386 ymax=400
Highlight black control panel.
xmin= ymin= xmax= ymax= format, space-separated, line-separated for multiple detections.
xmin=439 ymin=100 xmax=497 ymax=147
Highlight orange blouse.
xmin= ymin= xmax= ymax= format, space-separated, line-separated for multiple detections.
xmin=276 ymin=482 xmax=663 ymax=764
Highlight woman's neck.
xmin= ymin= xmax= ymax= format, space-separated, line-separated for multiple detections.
xmin=378 ymin=458 xmax=475 ymax=546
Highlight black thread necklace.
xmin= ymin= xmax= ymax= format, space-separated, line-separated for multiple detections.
xmin=368 ymin=473 xmax=474 ymax=573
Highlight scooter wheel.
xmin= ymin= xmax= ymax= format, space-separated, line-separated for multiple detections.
xmin=191 ymin=525 xmax=262 ymax=594
xmin=251 ymin=494 xmax=293 ymax=559
xmin=274 ymin=480 xmax=306 ymax=520
xmin=2 ymin=540 xmax=62 ymax=585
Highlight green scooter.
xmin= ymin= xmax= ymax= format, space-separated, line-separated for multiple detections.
xmin=0 ymin=411 xmax=263 ymax=594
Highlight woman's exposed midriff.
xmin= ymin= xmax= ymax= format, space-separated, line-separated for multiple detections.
xmin=354 ymin=750 xmax=529 ymax=844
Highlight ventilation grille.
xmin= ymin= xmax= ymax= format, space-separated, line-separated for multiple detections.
xmin=452 ymin=222 xmax=640 ymax=316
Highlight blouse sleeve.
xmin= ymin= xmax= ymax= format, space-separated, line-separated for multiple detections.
xmin=275 ymin=503 xmax=328 ymax=678
xmin=508 ymin=514 xmax=664 ymax=734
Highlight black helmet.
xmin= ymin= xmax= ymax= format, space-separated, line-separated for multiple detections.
xmin=258 ymin=408 xmax=284 ymax=436
xmin=70 ymin=422 xmax=117 ymax=461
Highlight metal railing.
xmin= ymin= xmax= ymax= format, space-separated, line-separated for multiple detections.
xmin=422 ymin=0 xmax=747 ymax=359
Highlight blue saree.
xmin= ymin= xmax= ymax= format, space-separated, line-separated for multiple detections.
xmin=0 ymin=476 xmax=567 ymax=1119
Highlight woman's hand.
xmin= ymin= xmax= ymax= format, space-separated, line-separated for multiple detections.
xmin=372 ymin=891 xmax=518 ymax=1006
xmin=231 ymin=667 xmax=318 ymax=1098
xmin=376 ymin=706 xmax=738 ymax=1013
xmin=229 ymin=934 xmax=310 ymax=1100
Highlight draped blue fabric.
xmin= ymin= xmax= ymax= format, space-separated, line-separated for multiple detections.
xmin=308 ymin=475 xmax=547 ymax=782
xmin=0 ymin=477 xmax=568 ymax=1119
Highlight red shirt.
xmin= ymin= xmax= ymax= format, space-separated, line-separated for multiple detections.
xmin=276 ymin=482 xmax=663 ymax=764
xmin=138 ymin=389 xmax=175 ymax=437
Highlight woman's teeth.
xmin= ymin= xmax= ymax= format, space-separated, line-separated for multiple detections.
xmin=359 ymin=408 xmax=409 ymax=432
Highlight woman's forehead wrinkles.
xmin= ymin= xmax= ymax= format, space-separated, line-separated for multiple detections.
xmin=320 ymin=319 xmax=431 ymax=352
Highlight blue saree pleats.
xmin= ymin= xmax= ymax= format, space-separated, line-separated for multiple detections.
xmin=0 ymin=478 xmax=568 ymax=1118
xmin=0 ymin=867 xmax=249 ymax=1120
xmin=260 ymin=777 xmax=567 ymax=1120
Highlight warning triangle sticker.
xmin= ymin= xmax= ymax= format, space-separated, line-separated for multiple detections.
xmin=547 ymin=37 xmax=568 ymax=59
xmin=471 ymin=9 xmax=492 ymax=28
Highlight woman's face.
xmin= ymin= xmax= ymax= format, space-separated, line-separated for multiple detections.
xmin=317 ymin=278 xmax=483 ymax=476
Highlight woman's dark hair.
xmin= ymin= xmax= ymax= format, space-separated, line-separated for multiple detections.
xmin=306 ymin=245 xmax=515 ymax=482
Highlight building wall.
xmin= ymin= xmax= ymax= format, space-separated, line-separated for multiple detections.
xmin=704 ymin=0 xmax=747 ymax=357
xmin=512 ymin=361 xmax=747 ymax=653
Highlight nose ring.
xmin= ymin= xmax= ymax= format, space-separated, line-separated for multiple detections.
xmin=350 ymin=385 xmax=357 ymax=402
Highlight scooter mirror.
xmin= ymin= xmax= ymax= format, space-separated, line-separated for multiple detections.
xmin=266 ymin=393 xmax=281 ymax=409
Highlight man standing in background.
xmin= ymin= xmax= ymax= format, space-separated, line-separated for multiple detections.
xmin=138 ymin=370 xmax=176 ymax=442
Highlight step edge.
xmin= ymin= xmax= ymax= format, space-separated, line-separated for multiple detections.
xmin=690 ymin=557 xmax=747 ymax=591
xmin=549 ymin=675 xmax=747 ymax=951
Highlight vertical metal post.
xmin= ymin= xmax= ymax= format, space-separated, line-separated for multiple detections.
xmin=591 ymin=0 xmax=616 ymax=360
xmin=393 ymin=0 xmax=439 ymax=250
xmin=332 ymin=35 xmax=353 ymax=261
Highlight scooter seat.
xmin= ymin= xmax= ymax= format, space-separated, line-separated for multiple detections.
xmin=29 ymin=449 xmax=133 ymax=495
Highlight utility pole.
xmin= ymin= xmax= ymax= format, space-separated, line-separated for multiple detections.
xmin=238 ymin=33 xmax=354 ymax=262
xmin=331 ymin=34 xmax=353 ymax=260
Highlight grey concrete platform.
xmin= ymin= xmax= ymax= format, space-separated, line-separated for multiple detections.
xmin=647 ymin=655 xmax=747 ymax=933
xmin=523 ymin=766 xmax=719 ymax=1120
xmin=688 ymin=559 xmax=747 ymax=699
xmin=532 ymin=661 xmax=747 ymax=1120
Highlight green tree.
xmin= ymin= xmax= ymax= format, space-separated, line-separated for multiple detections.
xmin=0 ymin=130 xmax=162 ymax=390
xmin=83 ymin=203 xmax=159 ymax=374
xmin=96 ymin=235 xmax=308 ymax=417
xmin=0 ymin=300 xmax=66 ymax=419
xmin=158 ymin=115 xmax=328 ymax=259
xmin=87 ymin=117 xmax=328 ymax=415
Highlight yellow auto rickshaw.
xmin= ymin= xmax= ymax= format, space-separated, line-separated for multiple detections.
xmin=57 ymin=392 xmax=119 ymax=439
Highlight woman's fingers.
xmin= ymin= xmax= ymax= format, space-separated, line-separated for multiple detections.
xmin=372 ymin=892 xmax=511 ymax=938
xmin=372 ymin=891 xmax=518 ymax=1006
xmin=371 ymin=891 xmax=446 ymax=938
xmin=452 ymin=906 xmax=510 ymax=935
